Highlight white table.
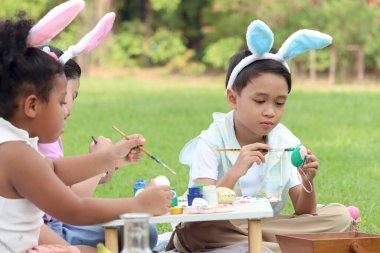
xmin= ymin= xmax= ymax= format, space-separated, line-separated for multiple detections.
xmin=101 ymin=199 xmax=273 ymax=253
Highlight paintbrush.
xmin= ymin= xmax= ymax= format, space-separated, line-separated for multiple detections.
xmin=112 ymin=125 xmax=177 ymax=175
xmin=215 ymin=148 xmax=295 ymax=152
xmin=91 ymin=136 xmax=107 ymax=177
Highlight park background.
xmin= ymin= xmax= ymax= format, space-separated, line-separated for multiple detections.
xmin=2 ymin=0 xmax=380 ymax=233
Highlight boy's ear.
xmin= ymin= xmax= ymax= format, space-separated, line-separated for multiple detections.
xmin=23 ymin=95 xmax=40 ymax=119
xmin=226 ymin=88 xmax=238 ymax=109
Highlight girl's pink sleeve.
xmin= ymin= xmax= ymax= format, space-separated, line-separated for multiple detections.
xmin=38 ymin=137 xmax=64 ymax=159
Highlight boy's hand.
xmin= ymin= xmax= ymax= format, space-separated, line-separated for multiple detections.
xmin=134 ymin=182 xmax=172 ymax=215
xmin=298 ymin=149 xmax=318 ymax=182
xmin=232 ymin=143 xmax=272 ymax=177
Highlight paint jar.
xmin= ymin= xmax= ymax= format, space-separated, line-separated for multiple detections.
xmin=171 ymin=187 xmax=178 ymax=207
xmin=134 ymin=179 xmax=146 ymax=196
xmin=120 ymin=213 xmax=152 ymax=253
xmin=203 ymin=185 xmax=218 ymax=206
xmin=187 ymin=187 xmax=203 ymax=206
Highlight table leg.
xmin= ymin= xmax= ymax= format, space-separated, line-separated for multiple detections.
xmin=104 ymin=227 xmax=119 ymax=253
xmin=248 ymin=220 xmax=262 ymax=253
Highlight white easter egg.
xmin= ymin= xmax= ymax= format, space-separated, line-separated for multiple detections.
xmin=154 ymin=175 xmax=170 ymax=186
xmin=192 ymin=198 xmax=208 ymax=207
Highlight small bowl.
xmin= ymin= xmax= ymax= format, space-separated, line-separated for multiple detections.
xmin=169 ymin=207 xmax=183 ymax=215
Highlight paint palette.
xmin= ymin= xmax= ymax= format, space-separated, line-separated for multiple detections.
xmin=234 ymin=196 xmax=280 ymax=204
xmin=183 ymin=204 xmax=234 ymax=214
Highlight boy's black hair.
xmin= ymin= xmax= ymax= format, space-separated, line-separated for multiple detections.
xmin=225 ymin=49 xmax=292 ymax=94
xmin=41 ymin=45 xmax=82 ymax=79
xmin=0 ymin=12 xmax=64 ymax=119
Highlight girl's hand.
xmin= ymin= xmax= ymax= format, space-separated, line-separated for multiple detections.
xmin=112 ymin=134 xmax=146 ymax=168
xmin=99 ymin=134 xmax=145 ymax=184
xmin=89 ymin=136 xmax=116 ymax=183
xmin=134 ymin=181 xmax=172 ymax=215
xmin=298 ymin=149 xmax=318 ymax=182
xmin=89 ymin=136 xmax=112 ymax=153
xmin=98 ymin=170 xmax=114 ymax=184
xmin=232 ymin=143 xmax=272 ymax=177
xmin=124 ymin=134 xmax=145 ymax=164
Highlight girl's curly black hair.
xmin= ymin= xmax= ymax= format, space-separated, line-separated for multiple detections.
xmin=0 ymin=12 xmax=64 ymax=119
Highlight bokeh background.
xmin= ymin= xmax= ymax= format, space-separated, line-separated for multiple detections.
xmin=2 ymin=0 xmax=380 ymax=234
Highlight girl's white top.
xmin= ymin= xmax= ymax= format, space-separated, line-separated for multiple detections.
xmin=0 ymin=117 xmax=44 ymax=253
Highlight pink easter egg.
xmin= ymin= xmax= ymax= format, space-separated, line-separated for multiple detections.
xmin=347 ymin=206 xmax=360 ymax=220
xmin=299 ymin=145 xmax=308 ymax=159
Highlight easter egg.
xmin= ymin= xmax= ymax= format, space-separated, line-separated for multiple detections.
xmin=153 ymin=175 xmax=170 ymax=186
xmin=291 ymin=145 xmax=308 ymax=167
xmin=347 ymin=206 xmax=360 ymax=220
xmin=134 ymin=188 xmax=144 ymax=196
xmin=216 ymin=187 xmax=236 ymax=204
xmin=192 ymin=198 xmax=208 ymax=207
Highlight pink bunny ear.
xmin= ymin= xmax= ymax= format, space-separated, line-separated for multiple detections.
xmin=27 ymin=0 xmax=85 ymax=47
xmin=59 ymin=12 xmax=116 ymax=64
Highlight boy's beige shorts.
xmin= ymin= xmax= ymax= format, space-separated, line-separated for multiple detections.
xmin=166 ymin=203 xmax=353 ymax=253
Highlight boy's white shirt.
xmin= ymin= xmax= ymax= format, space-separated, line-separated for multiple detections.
xmin=180 ymin=111 xmax=301 ymax=214
xmin=0 ymin=117 xmax=44 ymax=253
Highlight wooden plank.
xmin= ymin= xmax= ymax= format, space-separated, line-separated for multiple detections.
xmin=276 ymin=232 xmax=380 ymax=253
xmin=104 ymin=227 xmax=119 ymax=253
xmin=248 ymin=220 xmax=262 ymax=253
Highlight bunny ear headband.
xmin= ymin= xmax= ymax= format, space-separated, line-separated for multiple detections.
xmin=226 ymin=19 xmax=333 ymax=90
xmin=27 ymin=0 xmax=85 ymax=47
xmin=26 ymin=0 xmax=115 ymax=64
xmin=58 ymin=12 xmax=115 ymax=64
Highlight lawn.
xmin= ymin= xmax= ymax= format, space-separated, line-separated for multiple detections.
xmin=62 ymin=73 xmax=380 ymax=234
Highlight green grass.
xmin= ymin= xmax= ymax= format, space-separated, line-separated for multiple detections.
xmin=63 ymin=74 xmax=380 ymax=234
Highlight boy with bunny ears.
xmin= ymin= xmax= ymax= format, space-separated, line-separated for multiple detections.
xmin=166 ymin=20 xmax=353 ymax=253
xmin=0 ymin=1 xmax=171 ymax=253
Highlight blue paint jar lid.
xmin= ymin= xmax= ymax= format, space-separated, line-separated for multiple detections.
xmin=188 ymin=186 xmax=202 ymax=195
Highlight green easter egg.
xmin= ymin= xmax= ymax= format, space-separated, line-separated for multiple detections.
xmin=291 ymin=145 xmax=306 ymax=167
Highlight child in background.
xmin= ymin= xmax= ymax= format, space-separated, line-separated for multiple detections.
xmin=0 ymin=15 xmax=171 ymax=253
xmin=167 ymin=20 xmax=353 ymax=253
xmin=38 ymin=45 xmax=158 ymax=250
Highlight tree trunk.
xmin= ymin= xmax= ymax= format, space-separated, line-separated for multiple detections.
xmin=145 ymin=0 xmax=153 ymax=38
xmin=142 ymin=0 xmax=153 ymax=65
xmin=357 ymin=46 xmax=365 ymax=83
xmin=309 ymin=50 xmax=317 ymax=82
xmin=77 ymin=0 xmax=114 ymax=74
xmin=93 ymin=0 xmax=114 ymax=69
xmin=329 ymin=45 xmax=336 ymax=84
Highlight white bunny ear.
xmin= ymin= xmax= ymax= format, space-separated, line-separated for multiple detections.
xmin=246 ymin=20 xmax=274 ymax=55
xmin=59 ymin=12 xmax=116 ymax=64
xmin=277 ymin=29 xmax=332 ymax=61
xmin=27 ymin=0 xmax=85 ymax=47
